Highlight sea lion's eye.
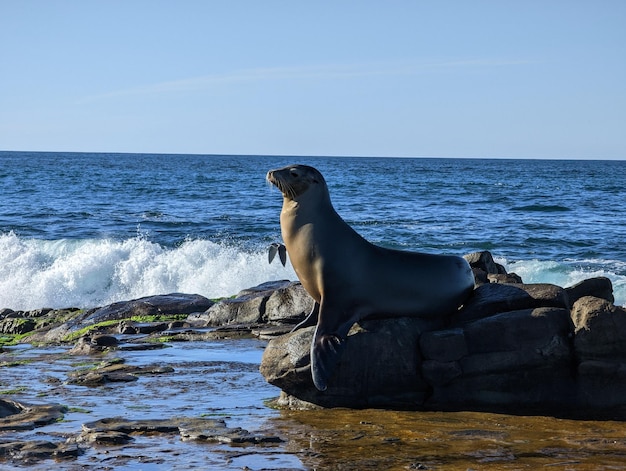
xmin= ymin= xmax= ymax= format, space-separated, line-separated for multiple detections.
xmin=290 ymin=169 xmax=299 ymax=177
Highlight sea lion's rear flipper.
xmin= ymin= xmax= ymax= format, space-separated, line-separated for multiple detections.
xmin=290 ymin=302 xmax=319 ymax=332
xmin=268 ymin=243 xmax=287 ymax=266
xmin=277 ymin=243 xmax=287 ymax=266
xmin=268 ymin=244 xmax=277 ymax=264
xmin=311 ymin=329 xmax=346 ymax=391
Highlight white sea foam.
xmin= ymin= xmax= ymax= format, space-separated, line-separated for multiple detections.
xmin=499 ymin=257 xmax=626 ymax=308
xmin=0 ymin=232 xmax=297 ymax=311
xmin=1 ymin=232 xmax=624 ymax=311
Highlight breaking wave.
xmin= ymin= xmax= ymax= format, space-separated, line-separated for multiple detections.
xmin=0 ymin=232 xmax=297 ymax=311
xmin=499 ymin=257 xmax=626 ymax=308
xmin=1 ymin=232 xmax=624 ymax=311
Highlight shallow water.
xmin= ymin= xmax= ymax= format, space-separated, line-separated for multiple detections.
xmin=2 ymin=339 xmax=626 ymax=470
xmin=1 ymin=339 xmax=296 ymax=470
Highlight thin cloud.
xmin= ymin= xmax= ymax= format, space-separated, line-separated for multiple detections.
xmin=79 ymin=58 xmax=534 ymax=103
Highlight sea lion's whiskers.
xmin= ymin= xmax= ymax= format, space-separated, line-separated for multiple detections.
xmin=277 ymin=180 xmax=297 ymax=200
xmin=286 ymin=184 xmax=297 ymax=200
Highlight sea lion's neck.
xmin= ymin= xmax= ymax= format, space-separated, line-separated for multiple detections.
xmin=281 ymin=193 xmax=336 ymax=245
xmin=281 ymin=193 xmax=334 ymax=224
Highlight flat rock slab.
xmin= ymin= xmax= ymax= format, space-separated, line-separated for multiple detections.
xmin=453 ymin=282 xmax=568 ymax=324
xmin=0 ymin=399 xmax=66 ymax=431
xmin=80 ymin=417 xmax=283 ymax=445
xmin=68 ymin=335 xmax=168 ymax=354
xmin=67 ymin=359 xmax=174 ymax=386
xmin=0 ymin=440 xmax=81 ymax=462
xmin=35 ymin=293 xmax=215 ymax=343
xmin=82 ymin=293 xmax=215 ymax=324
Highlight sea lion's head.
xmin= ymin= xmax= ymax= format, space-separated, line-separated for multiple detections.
xmin=267 ymin=165 xmax=327 ymax=201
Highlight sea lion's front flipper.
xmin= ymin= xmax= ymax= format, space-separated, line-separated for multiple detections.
xmin=310 ymin=304 xmax=355 ymax=391
xmin=290 ymin=302 xmax=319 ymax=332
xmin=311 ymin=327 xmax=346 ymax=391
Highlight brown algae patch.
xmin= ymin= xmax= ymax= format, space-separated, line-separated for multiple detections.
xmin=271 ymin=408 xmax=626 ymax=470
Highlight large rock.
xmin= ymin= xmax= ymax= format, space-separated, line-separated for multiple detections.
xmin=423 ymin=307 xmax=575 ymax=412
xmin=82 ymin=293 xmax=214 ymax=324
xmin=35 ymin=293 xmax=214 ymax=343
xmin=195 ymin=280 xmax=313 ymax=327
xmin=260 ymin=305 xmax=578 ymax=413
xmin=452 ymin=282 xmax=568 ymax=324
xmin=571 ymin=296 xmax=626 ymax=410
xmin=463 ymin=251 xmax=523 ymax=286
xmin=464 ymin=251 xmax=506 ymax=275
xmin=262 ymin=304 xmax=575 ymax=411
xmin=572 ymin=296 xmax=626 ymax=360
xmin=566 ymin=277 xmax=614 ymax=309
xmin=261 ymin=317 xmax=440 ymax=408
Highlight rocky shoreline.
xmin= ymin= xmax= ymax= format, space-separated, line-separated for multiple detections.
xmin=1 ymin=250 xmax=626 ymax=465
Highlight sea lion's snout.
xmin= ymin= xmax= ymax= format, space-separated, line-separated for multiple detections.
xmin=266 ymin=169 xmax=283 ymax=191
xmin=267 ymin=167 xmax=295 ymax=198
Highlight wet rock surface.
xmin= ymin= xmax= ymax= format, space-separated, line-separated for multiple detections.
xmin=66 ymin=358 xmax=174 ymax=386
xmin=0 ymin=399 xmax=77 ymax=465
xmin=0 ymin=399 xmax=66 ymax=431
xmin=78 ymin=417 xmax=282 ymax=445
xmin=0 ymin=440 xmax=81 ymax=463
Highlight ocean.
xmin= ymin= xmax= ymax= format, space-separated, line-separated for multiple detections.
xmin=1 ymin=151 xmax=624 ymax=311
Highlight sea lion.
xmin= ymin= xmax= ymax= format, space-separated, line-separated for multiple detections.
xmin=266 ymin=164 xmax=475 ymax=391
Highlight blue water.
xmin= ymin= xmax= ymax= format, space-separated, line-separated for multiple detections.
xmin=1 ymin=151 xmax=625 ymax=310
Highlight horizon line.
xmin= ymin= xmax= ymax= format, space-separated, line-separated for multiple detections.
xmin=1 ymin=149 xmax=624 ymax=162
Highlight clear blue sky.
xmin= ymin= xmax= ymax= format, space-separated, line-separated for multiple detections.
xmin=1 ymin=1 xmax=625 ymax=159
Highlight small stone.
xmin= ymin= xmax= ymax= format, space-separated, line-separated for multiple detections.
xmin=78 ymin=430 xmax=133 ymax=444
xmin=92 ymin=334 xmax=119 ymax=347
